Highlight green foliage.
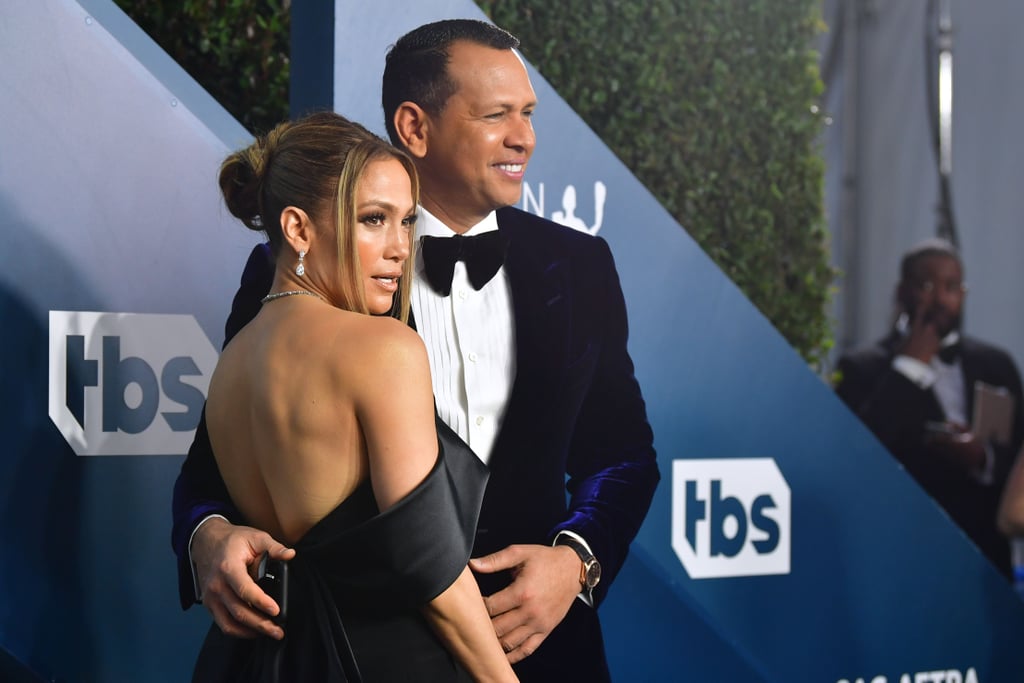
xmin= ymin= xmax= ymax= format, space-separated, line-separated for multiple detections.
xmin=479 ymin=0 xmax=834 ymax=367
xmin=119 ymin=0 xmax=833 ymax=366
xmin=115 ymin=0 xmax=290 ymax=135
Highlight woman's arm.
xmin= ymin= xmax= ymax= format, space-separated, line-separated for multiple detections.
xmin=355 ymin=320 xmax=516 ymax=681
xmin=998 ymin=449 xmax=1024 ymax=537
xmin=422 ymin=567 xmax=518 ymax=682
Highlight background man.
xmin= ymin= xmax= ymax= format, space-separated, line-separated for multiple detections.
xmin=834 ymin=238 xmax=1023 ymax=577
xmin=173 ymin=19 xmax=659 ymax=680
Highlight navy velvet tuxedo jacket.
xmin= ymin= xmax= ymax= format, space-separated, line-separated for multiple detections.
xmin=172 ymin=207 xmax=659 ymax=675
xmin=835 ymin=331 xmax=1024 ymax=577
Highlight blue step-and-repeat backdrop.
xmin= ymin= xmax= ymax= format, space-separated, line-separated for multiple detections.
xmin=2 ymin=1 xmax=1022 ymax=681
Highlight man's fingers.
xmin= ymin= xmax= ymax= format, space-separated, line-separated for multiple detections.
xmin=498 ymin=625 xmax=544 ymax=665
xmin=223 ymin=592 xmax=284 ymax=640
xmin=268 ymin=545 xmax=297 ymax=561
xmin=494 ymin=619 xmax=535 ymax=661
xmin=192 ymin=522 xmax=293 ymax=641
xmin=489 ymin=605 xmax=518 ymax=636
xmin=506 ymin=634 xmax=543 ymax=664
xmin=231 ymin=572 xmax=281 ymax=618
xmin=469 ymin=545 xmax=523 ymax=574
xmin=481 ymin=584 xmax=521 ymax=619
xmin=204 ymin=557 xmax=286 ymax=639
xmin=252 ymin=534 xmax=296 ymax=562
xmin=206 ymin=596 xmax=262 ymax=639
xmin=495 ymin=620 xmax=532 ymax=648
xmin=474 ymin=544 xmax=572 ymax=666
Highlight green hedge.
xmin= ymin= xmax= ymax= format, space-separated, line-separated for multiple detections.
xmin=120 ymin=0 xmax=833 ymax=366
xmin=480 ymin=0 xmax=834 ymax=367
xmin=115 ymin=0 xmax=290 ymax=135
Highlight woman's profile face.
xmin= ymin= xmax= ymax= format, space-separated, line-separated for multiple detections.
xmin=354 ymin=158 xmax=416 ymax=315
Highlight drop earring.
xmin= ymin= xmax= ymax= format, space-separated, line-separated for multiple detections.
xmin=296 ymin=250 xmax=306 ymax=277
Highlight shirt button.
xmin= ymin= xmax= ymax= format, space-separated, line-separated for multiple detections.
xmin=468 ymin=352 xmax=478 ymax=363
xmin=458 ymin=289 xmax=467 ymax=300
xmin=475 ymin=416 xmax=484 ymax=426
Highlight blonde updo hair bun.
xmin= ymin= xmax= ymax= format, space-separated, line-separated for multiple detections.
xmin=219 ymin=123 xmax=292 ymax=233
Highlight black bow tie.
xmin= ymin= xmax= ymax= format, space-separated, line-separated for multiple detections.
xmin=420 ymin=231 xmax=509 ymax=297
xmin=937 ymin=342 xmax=962 ymax=365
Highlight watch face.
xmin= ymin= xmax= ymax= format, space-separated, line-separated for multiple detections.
xmin=585 ymin=560 xmax=602 ymax=588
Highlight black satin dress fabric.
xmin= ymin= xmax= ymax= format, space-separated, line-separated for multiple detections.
xmin=192 ymin=419 xmax=487 ymax=682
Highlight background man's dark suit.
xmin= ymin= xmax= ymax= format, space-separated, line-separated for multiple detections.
xmin=835 ymin=331 xmax=1024 ymax=576
xmin=173 ymin=205 xmax=660 ymax=679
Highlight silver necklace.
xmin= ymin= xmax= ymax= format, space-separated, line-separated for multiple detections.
xmin=260 ymin=289 xmax=325 ymax=304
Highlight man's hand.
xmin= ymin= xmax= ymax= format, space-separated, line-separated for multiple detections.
xmin=468 ymin=544 xmax=581 ymax=664
xmin=900 ymin=289 xmax=942 ymax=363
xmin=924 ymin=422 xmax=987 ymax=473
xmin=192 ymin=517 xmax=295 ymax=640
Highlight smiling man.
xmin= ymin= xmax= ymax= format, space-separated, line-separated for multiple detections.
xmin=173 ymin=19 xmax=660 ymax=682
xmin=394 ymin=39 xmax=536 ymax=232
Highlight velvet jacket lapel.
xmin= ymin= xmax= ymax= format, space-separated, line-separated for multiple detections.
xmin=490 ymin=211 xmax=570 ymax=471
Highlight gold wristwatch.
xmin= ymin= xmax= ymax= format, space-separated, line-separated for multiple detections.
xmin=557 ymin=536 xmax=601 ymax=590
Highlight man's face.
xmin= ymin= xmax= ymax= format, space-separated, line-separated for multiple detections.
xmin=417 ymin=41 xmax=537 ymax=232
xmin=901 ymin=254 xmax=965 ymax=337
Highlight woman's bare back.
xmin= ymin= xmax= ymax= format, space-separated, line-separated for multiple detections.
xmin=205 ymin=297 xmax=437 ymax=545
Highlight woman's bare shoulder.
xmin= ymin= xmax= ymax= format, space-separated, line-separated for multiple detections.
xmin=321 ymin=313 xmax=428 ymax=381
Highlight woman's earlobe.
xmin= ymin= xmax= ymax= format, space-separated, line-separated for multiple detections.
xmin=280 ymin=206 xmax=313 ymax=253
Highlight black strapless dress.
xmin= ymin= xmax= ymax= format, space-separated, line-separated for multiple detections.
xmin=192 ymin=419 xmax=488 ymax=682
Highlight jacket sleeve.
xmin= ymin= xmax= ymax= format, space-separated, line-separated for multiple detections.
xmin=170 ymin=243 xmax=274 ymax=609
xmin=552 ymin=237 xmax=660 ymax=606
xmin=834 ymin=351 xmax=939 ymax=459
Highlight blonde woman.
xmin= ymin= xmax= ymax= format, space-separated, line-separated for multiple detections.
xmin=192 ymin=112 xmax=516 ymax=682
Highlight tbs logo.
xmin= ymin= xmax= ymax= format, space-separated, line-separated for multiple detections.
xmin=48 ymin=311 xmax=218 ymax=456
xmin=672 ymin=458 xmax=791 ymax=578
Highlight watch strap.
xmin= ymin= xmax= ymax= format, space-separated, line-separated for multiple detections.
xmin=555 ymin=534 xmax=600 ymax=590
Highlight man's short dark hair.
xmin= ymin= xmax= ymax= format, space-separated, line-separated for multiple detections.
xmin=381 ymin=19 xmax=520 ymax=146
xmin=900 ymin=237 xmax=962 ymax=283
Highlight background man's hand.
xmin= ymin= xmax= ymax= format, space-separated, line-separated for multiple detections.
xmin=900 ymin=288 xmax=942 ymax=363
xmin=191 ymin=517 xmax=295 ymax=640
xmin=469 ymin=544 xmax=582 ymax=664
xmin=924 ymin=422 xmax=987 ymax=473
